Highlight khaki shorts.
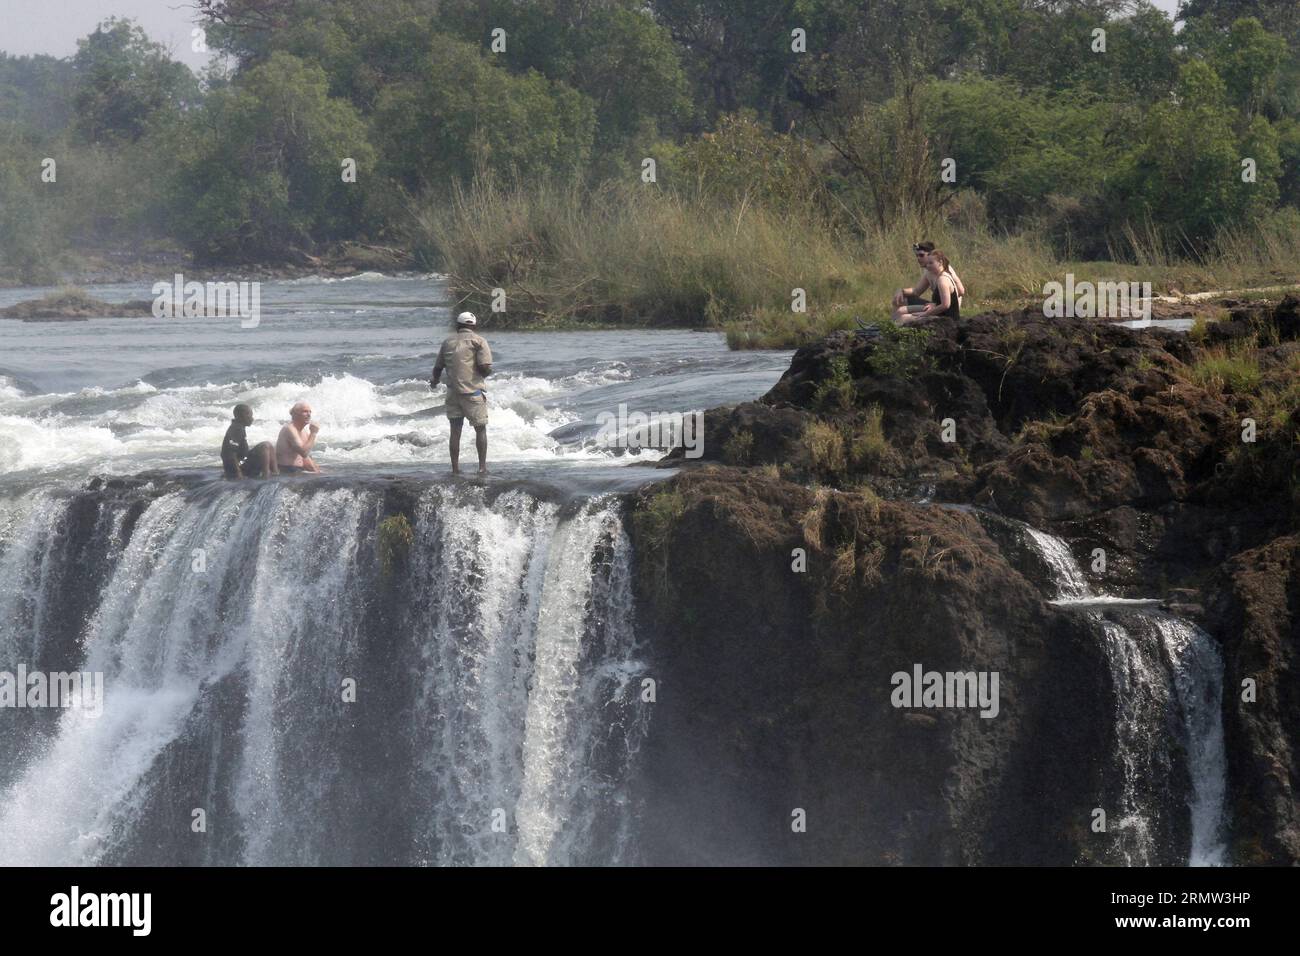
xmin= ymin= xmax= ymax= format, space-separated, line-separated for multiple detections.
xmin=445 ymin=389 xmax=489 ymax=427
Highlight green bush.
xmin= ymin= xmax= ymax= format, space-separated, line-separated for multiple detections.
xmin=1187 ymin=346 xmax=1262 ymax=393
xmin=722 ymin=429 xmax=755 ymax=466
xmin=377 ymin=513 xmax=415 ymax=578
xmin=866 ymin=324 xmax=932 ymax=378
xmin=813 ymin=355 xmax=855 ymax=411
xmin=849 ymin=404 xmax=891 ymax=468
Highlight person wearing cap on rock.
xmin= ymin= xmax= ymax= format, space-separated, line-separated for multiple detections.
xmin=430 ymin=311 xmax=493 ymax=475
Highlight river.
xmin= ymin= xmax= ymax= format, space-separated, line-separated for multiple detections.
xmin=0 ymin=273 xmax=791 ymax=486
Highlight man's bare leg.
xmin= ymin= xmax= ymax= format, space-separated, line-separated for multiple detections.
xmin=474 ymin=424 xmax=488 ymax=474
xmin=259 ymin=443 xmax=277 ymax=477
xmin=449 ymin=418 xmax=464 ymax=474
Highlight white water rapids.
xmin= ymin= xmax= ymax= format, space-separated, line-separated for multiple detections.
xmin=0 ymin=481 xmax=646 ymax=865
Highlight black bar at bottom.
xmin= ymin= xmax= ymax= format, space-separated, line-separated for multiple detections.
xmin=0 ymin=865 xmax=1291 ymax=941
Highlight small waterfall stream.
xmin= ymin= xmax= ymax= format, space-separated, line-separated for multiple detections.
xmin=1018 ymin=522 xmax=1229 ymax=866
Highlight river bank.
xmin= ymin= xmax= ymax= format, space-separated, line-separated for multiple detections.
xmin=0 ymin=240 xmax=417 ymax=291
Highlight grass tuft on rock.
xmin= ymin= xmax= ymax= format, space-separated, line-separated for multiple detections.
xmin=377 ymin=513 xmax=415 ymax=578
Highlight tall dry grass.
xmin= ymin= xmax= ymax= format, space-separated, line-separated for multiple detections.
xmin=407 ymin=175 xmax=1300 ymax=349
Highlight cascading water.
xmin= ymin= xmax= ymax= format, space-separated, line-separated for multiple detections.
xmin=1153 ymin=616 xmax=1228 ymax=867
xmin=1022 ymin=526 xmax=1091 ymax=600
xmin=1094 ymin=615 xmax=1179 ymax=864
xmin=401 ymin=485 xmax=645 ymax=866
xmin=1018 ymin=523 xmax=1229 ymax=866
xmin=0 ymin=480 xmax=648 ymax=866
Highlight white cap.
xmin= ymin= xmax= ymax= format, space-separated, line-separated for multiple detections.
xmin=456 ymin=311 xmax=477 ymax=326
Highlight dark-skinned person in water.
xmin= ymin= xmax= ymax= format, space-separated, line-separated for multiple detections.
xmin=221 ymin=403 xmax=278 ymax=479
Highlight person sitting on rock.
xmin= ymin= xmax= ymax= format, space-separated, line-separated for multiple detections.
xmin=276 ymin=401 xmax=322 ymax=474
xmin=894 ymin=241 xmax=965 ymax=313
xmin=894 ymin=250 xmax=960 ymax=325
xmin=221 ymin=403 xmax=278 ymax=479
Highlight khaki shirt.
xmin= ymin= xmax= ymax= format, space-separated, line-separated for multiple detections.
xmin=434 ymin=328 xmax=493 ymax=394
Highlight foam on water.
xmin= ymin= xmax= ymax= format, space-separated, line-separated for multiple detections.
xmin=0 ymin=371 xmax=657 ymax=476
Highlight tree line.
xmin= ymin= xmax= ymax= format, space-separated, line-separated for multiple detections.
xmin=1 ymin=0 xmax=1298 ymax=283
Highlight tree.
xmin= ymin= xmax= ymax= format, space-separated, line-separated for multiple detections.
xmin=1119 ymin=60 xmax=1280 ymax=245
xmin=436 ymin=1 xmax=691 ymax=162
xmin=1213 ymin=17 xmax=1287 ymax=116
xmin=371 ymin=34 xmax=595 ymax=193
xmin=70 ymin=18 xmax=198 ymax=143
xmin=0 ymin=133 xmax=64 ymax=282
xmin=647 ymin=0 xmax=800 ymax=129
xmin=0 ymin=54 xmax=75 ymax=140
xmin=1181 ymin=3 xmax=1300 ymax=115
xmin=670 ymin=110 xmax=822 ymax=211
xmin=923 ymin=78 xmax=1114 ymax=229
xmin=168 ymin=52 xmax=376 ymax=261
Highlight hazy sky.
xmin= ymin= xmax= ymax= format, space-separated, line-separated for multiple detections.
xmin=0 ymin=1 xmax=213 ymax=69
xmin=0 ymin=0 xmax=1188 ymax=72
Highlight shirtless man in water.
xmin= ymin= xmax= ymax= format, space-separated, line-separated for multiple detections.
xmin=276 ymin=401 xmax=321 ymax=473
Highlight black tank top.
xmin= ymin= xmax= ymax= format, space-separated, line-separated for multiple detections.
xmin=931 ymin=273 xmax=960 ymax=319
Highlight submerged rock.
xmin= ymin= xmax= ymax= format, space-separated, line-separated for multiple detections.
xmin=1 ymin=290 xmax=154 ymax=321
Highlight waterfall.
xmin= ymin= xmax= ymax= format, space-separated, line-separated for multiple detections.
xmin=0 ymin=480 xmax=648 ymax=865
xmin=402 ymin=486 xmax=644 ymax=866
xmin=1095 ymin=616 xmax=1178 ymax=865
xmin=1018 ymin=523 xmax=1229 ymax=866
xmin=1022 ymin=525 xmax=1091 ymax=600
xmin=1152 ymin=616 xmax=1228 ymax=867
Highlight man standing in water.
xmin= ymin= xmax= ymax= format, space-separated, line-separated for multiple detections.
xmin=431 ymin=311 xmax=493 ymax=474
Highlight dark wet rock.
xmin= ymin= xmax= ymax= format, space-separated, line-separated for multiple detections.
xmin=628 ymin=469 xmax=1160 ymax=865
xmin=639 ymin=297 xmax=1300 ymax=865
xmin=1205 ymin=536 xmax=1300 ymax=864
